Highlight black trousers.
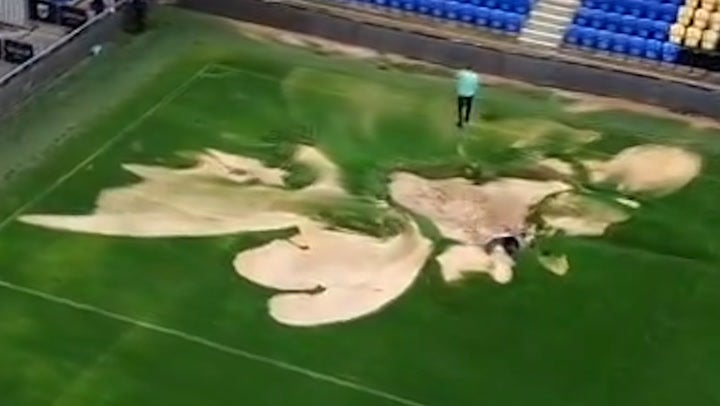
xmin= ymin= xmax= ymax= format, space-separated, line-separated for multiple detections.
xmin=457 ymin=96 xmax=473 ymax=127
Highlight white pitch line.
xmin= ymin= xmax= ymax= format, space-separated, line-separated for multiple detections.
xmin=0 ymin=278 xmax=428 ymax=406
xmin=0 ymin=65 xmax=212 ymax=231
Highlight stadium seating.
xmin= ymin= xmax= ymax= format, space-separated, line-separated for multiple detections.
xmin=565 ymin=0 xmax=720 ymax=67
xmin=355 ymin=0 xmax=535 ymax=35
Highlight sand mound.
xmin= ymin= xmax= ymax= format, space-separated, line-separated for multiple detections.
xmin=536 ymin=158 xmax=576 ymax=179
xmin=390 ymin=172 xmax=570 ymax=282
xmin=233 ymin=220 xmax=432 ymax=326
xmin=538 ymin=253 xmax=569 ymax=276
xmin=490 ymin=119 xmax=600 ymax=149
xmin=20 ymin=146 xmax=345 ymax=238
xmin=437 ymin=244 xmax=513 ymax=284
xmin=390 ymin=172 xmax=571 ymax=245
xmin=584 ymin=144 xmax=701 ymax=195
xmin=540 ymin=192 xmax=630 ymax=236
xmin=20 ymin=145 xmax=438 ymax=327
xmin=232 ymin=21 xmax=379 ymax=59
xmin=562 ymin=92 xmax=720 ymax=130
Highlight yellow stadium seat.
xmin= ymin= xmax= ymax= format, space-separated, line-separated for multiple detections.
xmin=678 ymin=6 xmax=694 ymax=25
xmin=685 ymin=26 xmax=703 ymax=47
xmin=701 ymin=0 xmax=716 ymax=11
xmin=695 ymin=8 xmax=710 ymax=28
xmin=685 ymin=0 xmax=699 ymax=7
xmin=670 ymin=23 xmax=687 ymax=43
xmin=701 ymin=29 xmax=719 ymax=49
xmin=710 ymin=12 xmax=720 ymax=29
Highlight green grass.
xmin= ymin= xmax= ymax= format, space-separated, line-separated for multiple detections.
xmin=0 ymin=7 xmax=719 ymax=406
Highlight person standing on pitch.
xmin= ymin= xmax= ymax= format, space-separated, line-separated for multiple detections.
xmin=455 ymin=65 xmax=480 ymax=128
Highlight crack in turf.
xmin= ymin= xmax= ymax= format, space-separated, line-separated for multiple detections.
xmin=0 ymin=278 xmax=429 ymax=406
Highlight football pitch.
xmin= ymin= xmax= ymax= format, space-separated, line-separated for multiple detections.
xmin=0 ymin=8 xmax=719 ymax=406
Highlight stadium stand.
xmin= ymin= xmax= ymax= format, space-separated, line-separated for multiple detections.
xmin=563 ymin=0 xmax=720 ymax=69
xmin=347 ymin=0 xmax=536 ymax=35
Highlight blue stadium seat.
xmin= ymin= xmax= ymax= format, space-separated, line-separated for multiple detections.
xmin=459 ymin=4 xmax=477 ymax=23
xmin=490 ymin=10 xmax=507 ymax=29
xmin=417 ymin=0 xmax=431 ymax=14
xmin=565 ymin=25 xmax=582 ymax=45
xmin=652 ymin=21 xmax=669 ymax=41
xmin=628 ymin=37 xmax=646 ymax=56
xmin=658 ymin=4 xmax=677 ymax=22
xmin=430 ymin=0 xmax=445 ymax=17
xmin=605 ymin=12 xmax=621 ymax=32
xmin=620 ymin=15 xmax=638 ymax=35
xmin=475 ymin=6 xmax=490 ymax=26
xmin=596 ymin=30 xmax=613 ymax=50
xmin=575 ymin=8 xmax=592 ymax=26
xmin=505 ymin=12 xmax=523 ymax=32
xmin=579 ymin=27 xmax=599 ymax=47
xmin=596 ymin=0 xmax=612 ymax=11
xmin=374 ymin=0 xmax=389 ymax=7
xmin=612 ymin=0 xmax=627 ymax=15
xmin=446 ymin=1 xmax=463 ymax=20
xmin=485 ymin=0 xmax=498 ymax=9
xmin=389 ymin=0 xmax=402 ymax=10
xmin=402 ymin=0 xmax=418 ymax=11
xmin=645 ymin=39 xmax=662 ymax=59
xmin=611 ymin=33 xmax=630 ymax=53
xmin=589 ymin=9 xmax=605 ymax=28
xmin=645 ymin=2 xmax=660 ymax=19
xmin=661 ymin=42 xmax=679 ymax=62
xmin=636 ymin=18 xmax=653 ymax=38
xmin=513 ymin=0 xmax=530 ymax=14
xmin=499 ymin=0 xmax=512 ymax=12
xmin=627 ymin=0 xmax=646 ymax=17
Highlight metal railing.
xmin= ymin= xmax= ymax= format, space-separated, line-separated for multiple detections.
xmin=0 ymin=0 xmax=127 ymax=87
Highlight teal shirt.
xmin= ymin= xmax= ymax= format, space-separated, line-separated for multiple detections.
xmin=456 ymin=69 xmax=480 ymax=97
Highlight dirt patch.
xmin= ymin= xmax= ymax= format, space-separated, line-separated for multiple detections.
xmin=20 ymin=146 xmax=436 ymax=327
xmin=20 ymin=148 xmax=328 ymax=237
xmin=584 ymin=144 xmax=702 ymax=195
xmin=540 ymin=192 xmax=630 ymax=236
xmin=234 ymin=220 xmax=431 ymax=326
xmin=390 ymin=172 xmax=570 ymax=282
xmin=538 ymin=253 xmax=569 ymax=276
xmin=561 ymin=91 xmax=720 ymax=131
xmin=480 ymin=119 xmax=600 ymax=150
xmin=437 ymin=244 xmax=513 ymax=284
xmin=536 ymin=158 xmax=576 ymax=179
xmin=390 ymin=172 xmax=571 ymax=245
xmin=228 ymin=20 xmax=380 ymax=59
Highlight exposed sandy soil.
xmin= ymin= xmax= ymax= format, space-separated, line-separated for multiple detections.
xmin=584 ymin=144 xmax=702 ymax=196
xmin=561 ymin=92 xmax=720 ymax=131
xmin=234 ymin=220 xmax=431 ymax=326
xmin=390 ymin=172 xmax=571 ymax=283
xmin=20 ymin=147 xmax=326 ymax=237
xmin=488 ymin=119 xmax=600 ymax=150
xmin=540 ymin=192 xmax=630 ymax=236
xmin=536 ymin=157 xmax=576 ymax=179
xmin=538 ymin=253 xmax=569 ymax=276
xmin=436 ymin=244 xmax=513 ymax=284
xmin=390 ymin=172 xmax=571 ymax=245
xmin=20 ymin=146 xmax=434 ymax=326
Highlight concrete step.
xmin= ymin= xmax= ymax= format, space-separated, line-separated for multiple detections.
xmin=520 ymin=28 xmax=563 ymax=42
xmin=535 ymin=2 xmax=576 ymax=15
xmin=544 ymin=0 xmax=581 ymax=7
xmin=525 ymin=19 xmax=566 ymax=34
xmin=518 ymin=36 xmax=559 ymax=48
xmin=528 ymin=10 xmax=571 ymax=25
